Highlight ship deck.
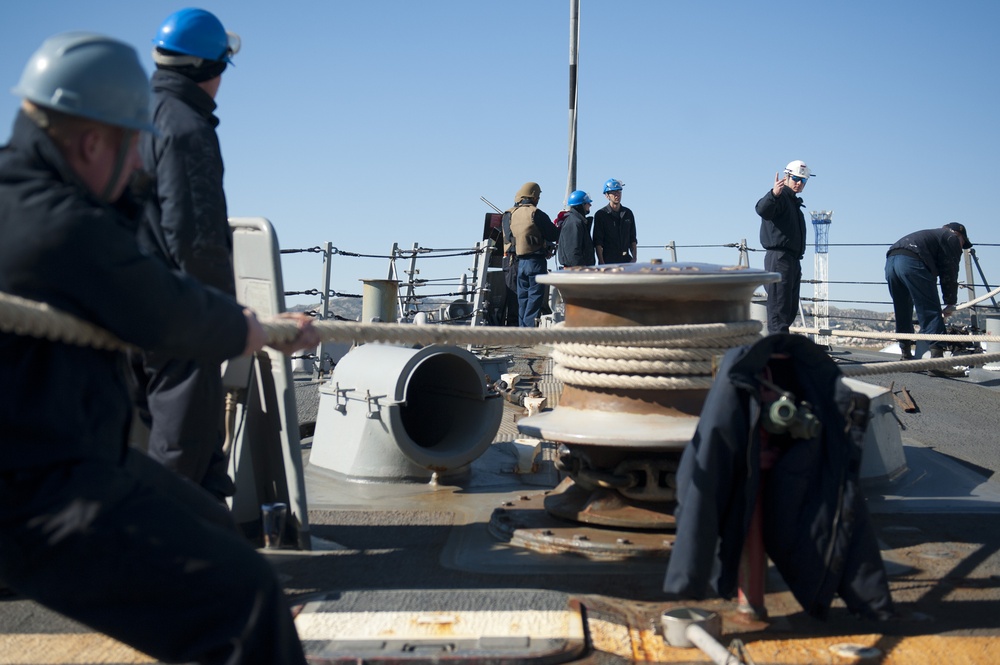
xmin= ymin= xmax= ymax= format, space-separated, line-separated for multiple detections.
xmin=2 ymin=345 xmax=1000 ymax=664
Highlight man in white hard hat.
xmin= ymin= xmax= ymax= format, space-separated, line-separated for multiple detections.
xmin=755 ymin=160 xmax=812 ymax=334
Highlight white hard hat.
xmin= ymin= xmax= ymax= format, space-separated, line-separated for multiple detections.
xmin=784 ymin=160 xmax=813 ymax=178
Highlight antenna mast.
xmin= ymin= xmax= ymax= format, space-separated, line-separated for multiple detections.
xmin=565 ymin=0 xmax=580 ymax=206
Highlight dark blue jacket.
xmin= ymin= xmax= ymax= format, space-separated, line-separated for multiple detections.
xmin=886 ymin=228 xmax=964 ymax=306
xmin=756 ymin=187 xmax=806 ymax=259
xmin=139 ymin=70 xmax=235 ymax=295
xmin=0 ymin=112 xmax=247 ymax=470
xmin=556 ymin=208 xmax=595 ymax=267
xmin=663 ymin=334 xmax=894 ymax=620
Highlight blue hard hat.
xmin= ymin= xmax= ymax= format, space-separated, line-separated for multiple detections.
xmin=13 ymin=32 xmax=154 ymax=132
xmin=153 ymin=8 xmax=240 ymax=63
xmin=567 ymin=190 xmax=592 ymax=207
xmin=603 ymin=179 xmax=623 ymax=194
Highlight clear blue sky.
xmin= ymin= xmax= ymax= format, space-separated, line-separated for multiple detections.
xmin=3 ymin=1 xmax=998 ymax=313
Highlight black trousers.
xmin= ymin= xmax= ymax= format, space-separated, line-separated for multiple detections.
xmin=502 ymin=256 xmax=520 ymax=327
xmin=0 ymin=451 xmax=306 ymax=664
xmin=763 ymin=250 xmax=802 ymax=334
xmin=131 ymin=353 xmax=235 ymax=501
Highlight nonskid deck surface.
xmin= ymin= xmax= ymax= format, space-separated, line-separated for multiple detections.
xmin=2 ymin=346 xmax=1000 ymax=664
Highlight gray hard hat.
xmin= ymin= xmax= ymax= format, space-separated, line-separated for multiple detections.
xmin=12 ymin=32 xmax=154 ymax=132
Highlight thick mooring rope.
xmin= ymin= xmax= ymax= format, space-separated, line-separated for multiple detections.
xmin=0 ymin=291 xmax=132 ymax=351
xmin=2 ymin=290 xmax=998 ymax=380
xmin=0 ymin=290 xmax=755 ymax=351
xmin=791 ymin=326 xmax=1000 ymax=343
xmin=260 ymin=318 xmax=763 ymax=349
xmin=840 ymin=351 xmax=1000 ymax=376
xmin=957 ymin=285 xmax=1000 ymax=310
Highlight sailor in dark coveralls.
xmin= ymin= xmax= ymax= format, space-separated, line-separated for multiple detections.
xmin=556 ymin=190 xmax=596 ymax=268
xmin=592 ymin=178 xmax=637 ymax=265
xmin=0 ymin=33 xmax=316 ymax=664
xmin=132 ymin=8 xmax=244 ymax=501
xmin=885 ymin=223 xmax=971 ymax=361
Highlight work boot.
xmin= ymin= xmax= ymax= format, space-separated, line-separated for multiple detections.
xmin=899 ymin=342 xmax=914 ymax=361
xmin=928 ymin=346 xmax=964 ymax=377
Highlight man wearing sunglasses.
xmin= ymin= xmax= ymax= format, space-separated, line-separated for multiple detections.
xmin=755 ymin=160 xmax=813 ymax=334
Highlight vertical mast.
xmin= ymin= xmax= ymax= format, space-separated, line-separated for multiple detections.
xmin=565 ymin=0 xmax=580 ymax=205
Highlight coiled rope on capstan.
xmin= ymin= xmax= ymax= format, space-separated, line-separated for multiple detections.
xmin=553 ymin=369 xmax=717 ymax=390
xmin=550 ymin=322 xmax=762 ymax=391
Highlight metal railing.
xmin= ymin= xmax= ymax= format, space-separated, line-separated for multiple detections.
xmin=280 ymin=234 xmax=1000 ymax=367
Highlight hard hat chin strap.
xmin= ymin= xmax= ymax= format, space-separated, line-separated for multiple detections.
xmin=100 ymin=130 xmax=136 ymax=202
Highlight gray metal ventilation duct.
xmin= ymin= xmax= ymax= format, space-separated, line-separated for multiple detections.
xmin=309 ymin=343 xmax=503 ymax=482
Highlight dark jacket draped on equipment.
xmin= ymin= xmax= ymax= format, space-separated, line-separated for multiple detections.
xmin=663 ymin=334 xmax=894 ymax=621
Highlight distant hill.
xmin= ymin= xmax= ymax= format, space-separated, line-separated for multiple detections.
xmin=288 ymin=298 xmax=363 ymax=322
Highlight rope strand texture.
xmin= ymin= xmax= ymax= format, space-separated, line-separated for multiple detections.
xmin=3 ymin=290 xmax=998 ymax=379
xmin=549 ymin=325 xmax=760 ymax=390
xmin=0 ymin=291 xmax=132 ymax=351
xmin=0 ymin=290 xmax=758 ymax=351
xmin=840 ymin=352 xmax=1000 ymax=376
xmin=262 ymin=319 xmax=763 ymax=348
xmin=790 ymin=326 xmax=1000 ymax=343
